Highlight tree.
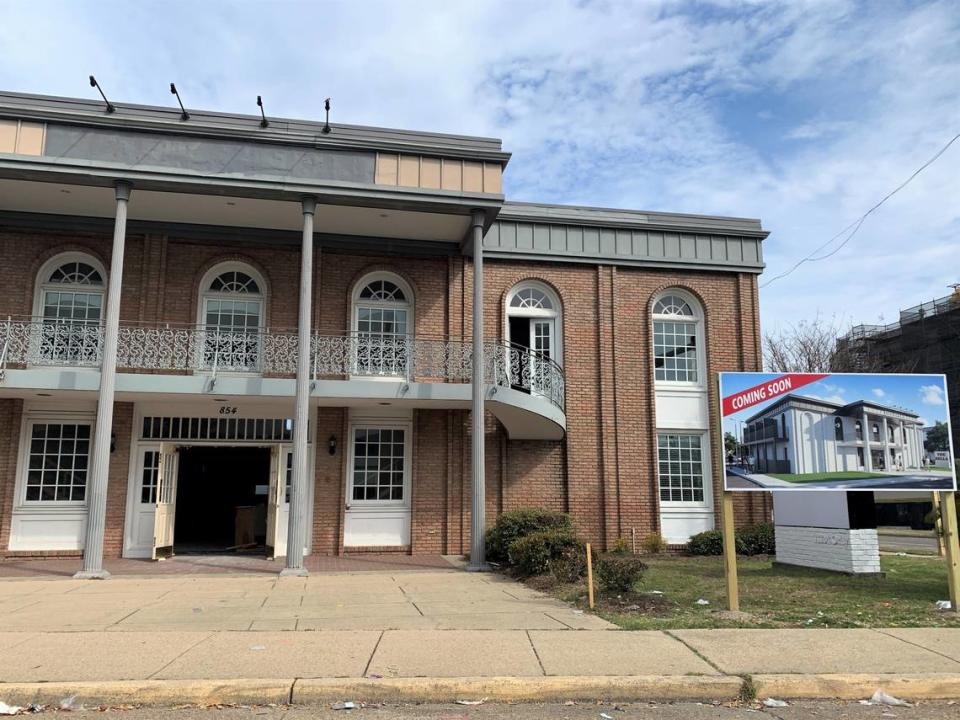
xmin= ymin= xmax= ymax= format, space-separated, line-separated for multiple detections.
xmin=763 ymin=315 xmax=901 ymax=373
xmin=925 ymin=421 xmax=950 ymax=452
xmin=724 ymin=431 xmax=738 ymax=456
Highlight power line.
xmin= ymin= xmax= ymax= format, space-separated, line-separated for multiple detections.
xmin=760 ymin=132 xmax=960 ymax=289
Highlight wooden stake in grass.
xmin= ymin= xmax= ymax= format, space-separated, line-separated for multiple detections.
xmin=721 ymin=491 xmax=740 ymax=612
xmin=934 ymin=491 xmax=947 ymax=558
xmin=939 ymin=491 xmax=960 ymax=612
xmin=586 ymin=543 xmax=595 ymax=609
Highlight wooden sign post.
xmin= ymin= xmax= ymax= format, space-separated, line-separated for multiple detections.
xmin=585 ymin=543 xmax=595 ymax=609
xmin=939 ymin=492 xmax=960 ymax=612
xmin=934 ymin=491 xmax=947 ymax=557
xmin=721 ymin=490 xmax=740 ymax=612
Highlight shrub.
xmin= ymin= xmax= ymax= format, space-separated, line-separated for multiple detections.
xmin=595 ymin=553 xmax=647 ymax=593
xmin=610 ymin=537 xmax=631 ymax=555
xmin=640 ymin=533 xmax=668 ymax=554
xmin=687 ymin=529 xmax=724 ymax=556
xmin=686 ymin=524 xmax=776 ymax=556
xmin=549 ymin=544 xmax=598 ymax=584
xmin=507 ymin=529 xmax=581 ymax=577
xmin=486 ymin=509 xmax=573 ymax=563
xmin=738 ymin=523 xmax=775 ymax=555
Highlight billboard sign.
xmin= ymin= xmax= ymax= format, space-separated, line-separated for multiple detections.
xmin=721 ymin=372 xmax=956 ymax=491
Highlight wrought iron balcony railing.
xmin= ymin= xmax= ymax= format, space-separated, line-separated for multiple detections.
xmin=0 ymin=319 xmax=565 ymax=412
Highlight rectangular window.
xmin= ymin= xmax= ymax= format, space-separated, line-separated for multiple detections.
xmin=657 ymin=433 xmax=704 ymax=503
xmin=140 ymin=450 xmax=160 ymax=504
xmin=284 ymin=451 xmax=293 ymax=504
xmin=352 ymin=428 xmax=406 ymax=502
xmin=140 ymin=417 xmax=294 ymax=442
xmin=653 ymin=320 xmax=698 ymax=382
xmin=24 ymin=423 xmax=91 ymax=503
xmin=355 ymin=307 xmax=409 ymax=376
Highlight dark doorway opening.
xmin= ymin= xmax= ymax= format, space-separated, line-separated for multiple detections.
xmin=508 ymin=316 xmax=530 ymax=393
xmin=174 ymin=445 xmax=271 ymax=555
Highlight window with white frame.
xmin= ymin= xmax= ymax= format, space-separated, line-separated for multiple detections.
xmin=352 ymin=273 xmax=413 ymax=377
xmin=34 ymin=253 xmax=106 ymax=365
xmin=657 ymin=433 xmax=705 ymax=503
xmin=652 ymin=292 xmax=702 ymax=384
xmin=24 ymin=422 xmax=92 ymax=503
xmin=200 ymin=263 xmax=265 ymax=371
xmin=505 ymin=281 xmax=562 ymax=395
xmin=351 ymin=427 xmax=406 ymax=502
xmin=140 ymin=450 xmax=160 ymax=504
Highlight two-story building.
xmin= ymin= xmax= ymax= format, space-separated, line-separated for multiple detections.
xmin=0 ymin=91 xmax=770 ymax=576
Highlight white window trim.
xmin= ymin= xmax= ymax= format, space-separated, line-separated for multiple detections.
xmin=33 ymin=252 xmax=108 ymax=321
xmin=504 ymin=280 xmax=563 ymax=367
xmin=656 ymin=429 xmax=713 ymax=511
xmin=344 ymin=418 xmax=413 ymax=510
xmin=196 ymin=261 xmax=268 ymax=330
xmin=351 ymin=271 xmax=415 ymax=334
xmin=651 ymin=288 xmax=705 ymax=390
xmin=15 ymin=409 xmax=97 ymax=510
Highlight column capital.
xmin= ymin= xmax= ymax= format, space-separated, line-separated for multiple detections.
xmin=469 ymin=209 xmax=485 ymax=229
xmin=301 ymin=196 xmax=317 ymax=215
xmin=114 ymin=181 xmax=132 ymax=202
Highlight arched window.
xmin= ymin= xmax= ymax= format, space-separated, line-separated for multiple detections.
xmin=834 ymin=417 xmax=844 ymax=441
xmin=351 ymin=272 xmax=413 ymax=377
xmin=34 ymin=253 xmax=107 ymax=364
xmin=199 ymin=263 xmax=266 ymax=371
xmin=506 ymin=281 xmax=562 ymax=396
xmin=855 ymin=420 xmax=863 ymax=441
xmin=652 ymin=290 xmax=703 ymax=384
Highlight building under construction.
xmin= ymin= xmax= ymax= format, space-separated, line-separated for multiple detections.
xmin=839 ymin=286 xmax=960 ymax=457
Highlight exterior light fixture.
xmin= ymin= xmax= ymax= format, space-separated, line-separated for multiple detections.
xmin=256 ymin=95 xmax=269 ymax=128
xmin=322 ymin=98 xmax=331 ymax=134
xmin=89 ymin=75 xmax=115 ymax=114
xmin=169 ymin=83 xmax=190 ymax=121
xmin=328 ymin=435 xmax=337 ymax=455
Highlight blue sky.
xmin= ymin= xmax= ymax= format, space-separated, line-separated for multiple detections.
xmin=1 ymin=0 xmax=958 ymax=334
xmin=720 ymin=372 xmax=951 ymax=437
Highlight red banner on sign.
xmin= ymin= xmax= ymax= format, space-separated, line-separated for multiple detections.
xmin=722 ymin=373 xmax=828 ymax=416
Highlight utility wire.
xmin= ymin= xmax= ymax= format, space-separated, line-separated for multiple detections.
xmin=760 ymin=132 xmax=960 ymax=289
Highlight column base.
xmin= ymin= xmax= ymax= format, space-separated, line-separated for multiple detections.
xmin=465 ymin=562 xmax=491 ymax=572
xmin=73 ymin=569 xmax=111 ymax=580
xmin=279 ymin=567 xmax=309 ymax=577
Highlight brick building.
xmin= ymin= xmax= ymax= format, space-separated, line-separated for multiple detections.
xmin=0 ymin=91 xmax=770 ymax=574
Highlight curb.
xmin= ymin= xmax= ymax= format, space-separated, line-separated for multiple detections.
xmin=752 ymin=673 xmax=960 ymax=700
xmin=4 ymin=673 xmax=960 ymax=706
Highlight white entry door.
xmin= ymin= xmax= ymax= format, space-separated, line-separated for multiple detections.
xmin=152 ymin=443 xmax=179 ymax=560
xmin=344 ymin=425 xmax=411 ymax=547
xmin=265 ymin=446 xmax=291 ymax=559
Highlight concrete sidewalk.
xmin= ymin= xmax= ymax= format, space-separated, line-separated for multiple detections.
xmin=2 ymin=568 xmax=960 ymax=704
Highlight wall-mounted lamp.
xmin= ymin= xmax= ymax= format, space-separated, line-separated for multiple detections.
xmin=169 ymin=83 xmax=190 ymax=121
xmin=256 ymin=95 xmax=269 ymax=128
xmin=89 ymin=75 xmax=115 ymax=114
xmin=328 ymin=434 xmax=337 ymax=455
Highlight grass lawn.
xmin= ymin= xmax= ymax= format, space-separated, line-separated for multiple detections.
xmin=768 ymin=471 xmax=880 ymax=483
xmin=541 ymin=554 xmax=960 ymax=630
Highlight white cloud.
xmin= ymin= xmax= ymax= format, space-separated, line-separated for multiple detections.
xmin=872 ymin=388 xmax=886 ymax=398
xmin=920 ymin=384 xmax=946 ymax=406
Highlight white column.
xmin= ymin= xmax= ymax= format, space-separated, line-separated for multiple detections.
xmin=75 ymin=181 xmax=131 ymax=580
xmin=466 ymin=211 xmax=488 ymax=572
xmin=898 ymin=420 xmax=906 ymax=469
xmin=862 ymin=409 xmax=872 ymax=472
xmin=283 ymin=197 xmax=316 ymax=576
xmin=881 ymin=417 xmax=889 ymax=471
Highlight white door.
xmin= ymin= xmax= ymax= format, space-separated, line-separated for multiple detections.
xmin=530 ymin=319 xmax=554 ymax=395
xmin=344 ymin=425 xmax=411 ymax=547
xmin=265 ymin=446 xmax=290 ymax=559
xmin=152 ymin=443 xmax=179 ymax=560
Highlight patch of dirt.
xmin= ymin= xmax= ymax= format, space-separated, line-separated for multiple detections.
xmin=594 ymin=591 xmax=674 ymax=615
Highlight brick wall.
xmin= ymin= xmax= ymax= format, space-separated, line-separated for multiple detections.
xmin=775 ymin=526 xmax=881 ymax=574
xmin=0 ymin=224 xmax=770 ymax=557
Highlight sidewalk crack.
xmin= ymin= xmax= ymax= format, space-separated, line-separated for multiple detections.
xmin=543 ymin=612 xmax=575 ymax=630
xmin=146 ymin=631 xmax=215 ymax=679
xmin=526 ymin=630 xmax=547 ymax=676
xmin=362 ymin=630 xmax=385 ymax=678
xmin=873 ymin=628 xmax=960 ymax=667
xmin=663 ymin=630 xmax=725 ymax=674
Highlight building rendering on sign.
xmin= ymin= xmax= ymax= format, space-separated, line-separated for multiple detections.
xmin=0 ymin=91 xmax=770 ymax=573
xmin=743 ymin=394 xmax=927 ymax=475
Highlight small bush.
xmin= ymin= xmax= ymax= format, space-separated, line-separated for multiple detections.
xmin=687 ymin=529 xmax=724 ymax=556
xmin=549 ymin=545 xmax=598 ymax=584
xmin=595 ymin=553 xmax=647 ymax=593
xmin=686 ymin=523 xmax=776 ymax=556
xmin=508 ymin=529 xmax=581 ymax=577
xmin=486 ymin=509 xmax=574 ymax=563
xmin=640 ymin=533 xmax=668 ymax=554
xmin=610 ymin=537 xmax=631 ymax=555
xmin=738 ymin=523 xmax=775 ymax=555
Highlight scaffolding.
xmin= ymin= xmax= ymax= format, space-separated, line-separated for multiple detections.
xmin=838 ymin=286 xmax=960 ymax=455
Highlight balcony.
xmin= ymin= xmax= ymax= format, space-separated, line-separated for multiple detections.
xmin=743 ymin=423 xmax=787 ymax=445
xmin=0 ymin=319 xmax=565 ymax=438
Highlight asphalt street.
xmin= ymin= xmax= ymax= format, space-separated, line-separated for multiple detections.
xmin=20 ymin=700 xmax=959 ymax=720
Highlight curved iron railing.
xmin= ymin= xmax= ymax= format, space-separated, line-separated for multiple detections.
xmin=0 ymin=320 xmax=565 ymax=412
